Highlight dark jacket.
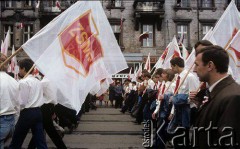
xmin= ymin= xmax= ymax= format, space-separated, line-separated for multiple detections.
xmin=194 ymin=76 xmax=240 ymax=148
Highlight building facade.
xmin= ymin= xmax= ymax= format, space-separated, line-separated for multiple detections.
xmin=0 ymin=0 xmax=237 ymax=79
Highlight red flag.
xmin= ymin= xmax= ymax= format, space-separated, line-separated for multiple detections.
xmin=139 ymin=32 xmax=149 ymax=42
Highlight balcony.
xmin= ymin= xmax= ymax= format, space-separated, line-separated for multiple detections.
xmin=39 ymin=0 xmax=71 ymax=15
xmin=133 ymin=0 xmax=165 ymax=31
xmin=173 ymin=0 xmax=191 ymax=11
xmin=106 ymin=0 xmax=125 ymax=10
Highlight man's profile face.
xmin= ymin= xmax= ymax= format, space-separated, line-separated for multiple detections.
xmin=194 ymin=53 xmax=209 ymax=82
xmin=171 ymin=64 xmax=178 ymax=73
xmin=18 ymin=67 xmax=25 ymax=78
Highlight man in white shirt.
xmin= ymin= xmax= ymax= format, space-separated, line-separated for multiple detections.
xmin=0 ymin=53 xmax=19 ymax=149
xmin=169 ymin=57 xmax=199 ymax=148
xmin=28 ymin=76 xmax=67 ymax=149
xmin=9 ymin=58 xmax=47 ymax=149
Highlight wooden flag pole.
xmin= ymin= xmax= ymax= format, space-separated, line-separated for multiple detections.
xmin=0 ymin=47 xmax=23 ymax=69
xmin=23 ymin=64 xmax=36 ymax=79
xmin=196 ymin=82 xmax=204 ymax=92
xmin=173 ymin=63 xmax=195 ymax=96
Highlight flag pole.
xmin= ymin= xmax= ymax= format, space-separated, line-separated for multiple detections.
xmin=0 ymin=47 xmax=23 ymax=69
xmin=23 ymin=64 xmax=36 ymax=79
xmin=173 ymin=63 xmax=195 ymax=96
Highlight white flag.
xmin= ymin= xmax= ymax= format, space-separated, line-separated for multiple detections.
xmin=162 ymin=36 xmax=182 ymax=69
xmin=144 ymin=53 xmax=151 ymax=72
xmin=185 ymin=48 xmax=196 ymax=71
xmin=226 ymin=30 xmax=240 ymax=83
xmin=202 ymin=27 xmax=213 ymax=40
xmin=128 ymin=67 xmax=132 ymax=80
xmin=10 ymin=45 xmax=19 ymax=79
xmin=181 ymin=44 xmax=189 ymax=61
xmin=136 ymin=63 xmax=142 ymax=78
xmin=22 ymin=1 xmax=128 ymax=112
xmin=153 ymin=42 xmax=171 ymax=69
xmin=96 ymin=78 xmax=113 ymax=96
xmin=209 ymin=0 xmax=240 ymax=49
xmin=1 ymin=29 xmax=10 ymax=56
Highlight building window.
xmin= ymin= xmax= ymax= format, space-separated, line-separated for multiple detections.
xmin=111 ymin=25 xmax=121 ymax=45
xmin=177 ymin=25 xmax=188 ymax=46
xmin=5 ymin=0 xmax=13 ymax=8
xmin=3 ymin=25 xmax=14 ymax=47
xmin=25 ymin=0 xmax=32 ymax=6
xmin=110 ymin=0 xmax=122 ymax=7
xmin=142 ymin=24 xmax=153 ymax=47
xmin=176 ymin=0 xmax=190 ymax=7
xmin=23 ymin=25 xmax=34 ymax=43
xmin=200 ymin=0 xmax=214 ymax=8
xmin=202 ymin=25 xmax=213 ymax=38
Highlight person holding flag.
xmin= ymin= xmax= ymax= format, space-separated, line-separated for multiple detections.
xmin=9 ymin=58 xmax=47 ymax=149
xmin=168 ymin=57 xmax=199 ymax=148
xmin=0 ymin=53 xmax=19 ymax=149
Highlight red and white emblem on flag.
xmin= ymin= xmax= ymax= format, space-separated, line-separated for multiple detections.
xmin=59 ymin=10 xmax=103 ymax=77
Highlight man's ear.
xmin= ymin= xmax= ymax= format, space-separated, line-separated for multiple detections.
xmin=208 ymin=61 xmax=215 ymax=71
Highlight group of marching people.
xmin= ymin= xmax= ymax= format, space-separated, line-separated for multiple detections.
xmin=0 ymin=56 xmax=94 ymax=149
xmin=121 ymin=40 xmax=240 ymax=148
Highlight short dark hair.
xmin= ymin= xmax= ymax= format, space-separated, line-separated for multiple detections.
xmin=194 ymin=40 xmax=213 ymax=49
xmin=162 ymin=69 xmax=175 ymax=81
xmin=18 ymin=58 xmax=34 ymax=73
xmin=170 ymin=57 xmax=184 ymax=68
xmin=196 ymin=45 xmax=229 ymax=73
xmin=144 ymin=72 xmax=151 ymax=79
xmin=137 ymin=76 xmax=143 ymax=81
xmin=154 ymin=68 xmax=164 ymax=76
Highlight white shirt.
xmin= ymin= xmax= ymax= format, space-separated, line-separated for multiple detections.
xmin=171 ymin=69 xmax=200 ymax=114
xmin=174 ymin=69 xmax=200 ymax=94
xmin=154 ymin=81 xmax=175 ymax=114
xmin=0 ymin=72 xmax=20 ymax=116
xmin=147 ymin=79 xmax=155 ymax=89
xmin=41 ymin=77 xmax=57 ymax=105
xmin=209 ymin=75 xmax=229 ymax=92
xmin=18 ymin=75 xmax=44 ymax=110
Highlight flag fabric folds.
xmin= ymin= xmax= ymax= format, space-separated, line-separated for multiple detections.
xmin=1 ymin=29 xmax=10 ymax=56
xmin=185 ymin=48 xmax=196 ymax=71
xmin=144 ymin=53 xmax=151 ymax=72
xmin=226 ymin=30 xmax=240 ymax=83
xmin=181 ymin=44 xmax=189 ymax=61
xmin=208 ymin=0 xmax=240 ymax=49
xmin=22 ymin=1 xmax=128 ymax=112
xmin=153 ymin=42 xmax=171 ymax=69
xmin=162 ymin=36 xmax=182 ymax=69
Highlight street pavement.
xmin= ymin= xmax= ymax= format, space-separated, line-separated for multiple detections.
xmin=21 ymin=102 xmax=144 ymax=149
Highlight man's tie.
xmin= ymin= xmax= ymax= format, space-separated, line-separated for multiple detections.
xmin=174 ymin=76 xmax=180 ymax=94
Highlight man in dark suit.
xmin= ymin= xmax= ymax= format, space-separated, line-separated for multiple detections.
xmin=193 ymin=45 xmax=240 ymax=148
